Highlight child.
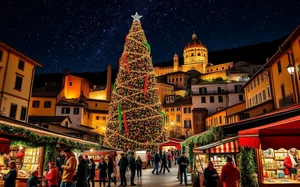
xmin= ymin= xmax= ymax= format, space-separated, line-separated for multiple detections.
xmin=27 ymin=170 xmax=41 ymax=187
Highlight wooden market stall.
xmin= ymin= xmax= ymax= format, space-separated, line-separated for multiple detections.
xmin=238 ymin=115 xmax=300 ymax=186
xmin=159 ymin=137 xmax=183 ymax=152
xmin=193 ymin=136 xmax=239 ymax=186
xmin=0 ymin=116 xmax=100 ymax=187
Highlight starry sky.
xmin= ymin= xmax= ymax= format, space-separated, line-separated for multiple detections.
xmin=0 ymin=0 xmax=299 ymax=74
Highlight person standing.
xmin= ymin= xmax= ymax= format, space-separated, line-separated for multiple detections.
xmin=178 ymin=152 xmax=189 ymax=185
xmin=168 ymin=151 xmax=173 ymax=168
xmin=45 ymin=162 xmax=59 ymax=187
xmin=159 ymin=151 xmax=170 ymax=174
xmin=136 ymin=156 xmax=143 ymax=179
xmin=60 ymin=148 xmax=77 ymax=187
xmin=59 ymin=151 xmax=65 ymax=172
xmin=118 ymin=153 xmax=129 ymax=187
xmin=107 ymin=155 xmax=116 ymax=187
xmin=27 ymin=170 xmax=41 ymax=187
xmin=0 ymin=161 xmax=17 ymax=187
xmin=147 ymin=152 xmax=151 ymax=167
xmin=204 ymin=161 xmax=219 ymax=187
xmin=87 ymin=158 xmax=95 ymax=187
xmin=128 ymin=152 xmax=137 ymax=186
xmin=75 ymin=156 xmax=89 ymax=187
xmin=221 ymin=157 xmax=240 ymax=187
xmin=56 ymin=156 xmax=62 ymax=173
xmin=84 ymin=155 xmax=90 ymax=165
xmin=151 ymin=151 xmax=160 ymax=175
xmin=284 ymin=149 xmax=298 ymax=176
xmin=97 ymin=158 xmax=107 ymax=187
xmin=174 ymin=150 xmax=179 ymax=166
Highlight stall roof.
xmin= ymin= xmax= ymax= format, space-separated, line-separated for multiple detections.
xmin=0 ymin=115 xmax=99 ymax=146
xmin=238 ymin=115 xmax=300 ymax=150
xmin=194 ymin=137 xmax=239 ymax=154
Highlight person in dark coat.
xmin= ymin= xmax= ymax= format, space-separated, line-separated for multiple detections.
xmin=204 ymin=161 xmax=219 ymax=187
xmin=151 ymin=150 xmax=161 ymax=175
xmin=118 ymin=153 xmax=128 ymax=187
xmin=59 ymin=151 xmax=65 ymax=170
xmin=1 ymin=161 xmax=17 ymax=187
xmin=98 ymin=158 xmax=107 ymax=187
xmin=107 ymin=155 xmax=116 ymax=187
xmin=159 ymin=151 xmax=170 ymax=174
xmin=178 ymin=152 xmax=189 ymax=185
xmin=75 ymin=156 xmax=89 ymax=187
xmin=135 ymin=156 xmax=143 ymax=179
xmin=84 ymin=155 xmax=90 ymax=164
xmin=27 ymin=170 xmax=41 ymax=187
xmin=128 ymin=152 xmax=136 ymax=186
xmin=87 ymin=158 xmax=95 ymax=187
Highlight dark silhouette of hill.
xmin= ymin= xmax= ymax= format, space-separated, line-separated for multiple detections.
xmin=33 ymin=36 xmax=286 ymax=89
xmin=154 ymin=36 xmax=287 ymax=67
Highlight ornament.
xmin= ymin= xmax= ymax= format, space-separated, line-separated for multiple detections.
xmin=123 ymin=112 xmax=129 ymax=134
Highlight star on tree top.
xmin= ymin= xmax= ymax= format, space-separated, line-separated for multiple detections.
xmin=131 ymin=12 xmax=142 ymax=22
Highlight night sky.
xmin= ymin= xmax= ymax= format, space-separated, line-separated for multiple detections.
xmin=0 ymin=0 xmax=299 ymax=74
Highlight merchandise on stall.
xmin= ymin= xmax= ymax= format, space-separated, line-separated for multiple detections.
xmin=193 ymin=137 xmax=239 ymax=175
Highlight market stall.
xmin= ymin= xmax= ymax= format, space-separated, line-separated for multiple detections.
xmin=238 ymin=115 xmax=300 ymax=186
xmin=159 ymin=137 xmax=183 ymax=152
xmin=84 ymin=148 xmax=123 ymax=181
xmin=193 ymin=137 xmax=239 ymax=186
xmin=135 ymin=150 xmax=147 ymax=168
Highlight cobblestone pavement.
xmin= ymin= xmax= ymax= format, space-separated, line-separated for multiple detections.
xmin=95 ymin=165 xmax=193 ymax=187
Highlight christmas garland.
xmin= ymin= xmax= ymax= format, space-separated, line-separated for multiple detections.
xmin=239 ymin=147 xmax=256 ymax=187
xmin=44 ymin=144 xmax=58 ymax=171
xmin=0 ymin=123 xmax=100 ymax=150
xmin=181 ymin=126 xmax=223 ymax=147
xmin=181 ymin=126 xmax=223 ymax=167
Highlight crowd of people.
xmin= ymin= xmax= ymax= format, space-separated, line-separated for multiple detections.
xmin=0 ymin=147 xmax=196 ymax=187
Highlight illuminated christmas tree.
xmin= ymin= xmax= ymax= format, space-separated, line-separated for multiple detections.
xmin=104 ymin=13 xmax=167 ymax=150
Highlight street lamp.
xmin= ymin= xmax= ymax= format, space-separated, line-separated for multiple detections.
xmin=170 ymin=121 xmax=174 ymax=125
xmin=287 ymin=63 xmax=295 ymax=75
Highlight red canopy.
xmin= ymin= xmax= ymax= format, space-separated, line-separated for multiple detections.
xmin=0 ymin=138 xmax=11 ymax=154
xmin=238 ymin=116 xmax=300 ymax=150
xmin=159 ymin=138 xmax=183 ymax=150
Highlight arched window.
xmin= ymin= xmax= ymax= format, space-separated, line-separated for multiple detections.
xmin=204 ymin=54 xmax=206 ymax=57
xmin=216 ymin=68 xmax=218 ymax=70
xmin=198 ymin=53 xmax=200 ymax=56
xmin=186 ymin=55 xmax=188 ymax=58
xmin=191 ymin=53 xmax=194 ymax=56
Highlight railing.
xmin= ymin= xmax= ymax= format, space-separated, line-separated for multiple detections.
xmin=279 ymin=93 xmax=294 ymax=108
xmin=192 ymin=89 xmax=242 ymax=95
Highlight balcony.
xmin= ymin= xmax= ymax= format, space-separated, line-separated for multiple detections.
xmin=279 ymin=93 xmax=294 ymax=108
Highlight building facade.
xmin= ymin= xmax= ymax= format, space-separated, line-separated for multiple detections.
xmin=0 ymin=42 xmax=42 ymax=122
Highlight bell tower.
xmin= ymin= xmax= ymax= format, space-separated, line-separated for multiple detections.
xmin=173 ymin=53 xmax=179 ymax=72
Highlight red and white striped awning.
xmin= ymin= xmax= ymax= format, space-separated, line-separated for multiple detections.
xmin=193 ymin=136 xmax=239 ymax=154
xmin=207 ymin=139 xmax=239 ymax=153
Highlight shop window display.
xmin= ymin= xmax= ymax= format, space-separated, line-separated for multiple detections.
xmin=262 ymin=148 xmax=300 ymax=183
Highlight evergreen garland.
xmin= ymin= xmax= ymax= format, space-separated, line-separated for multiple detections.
xmin=239 ymin=147 xmax=256 ymax=187
xmin=180 ymin=126 xmax=223 ymax=168
xmin=0 ymin=123 xmax=100 ymax=150
xmin=44 ymin=144 xmax=57 ymax=171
